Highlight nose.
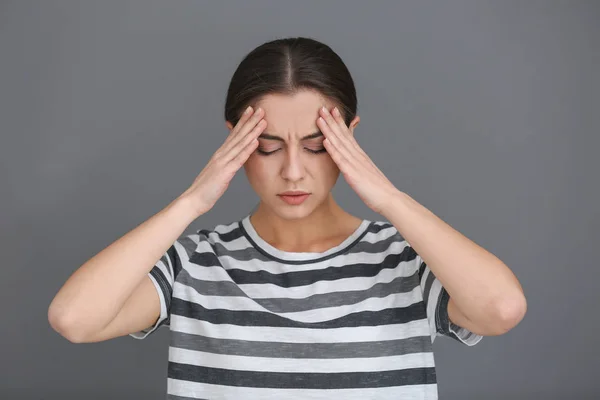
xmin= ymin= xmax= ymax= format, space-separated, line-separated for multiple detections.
xmin=280 ymin=147 xmax=306 ymax=182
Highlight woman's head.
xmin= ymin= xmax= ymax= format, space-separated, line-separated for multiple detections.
xmin=224 ymin=37 xmax=360 ymax=220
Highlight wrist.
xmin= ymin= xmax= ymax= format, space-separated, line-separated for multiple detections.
xmin=380 ymin=189 xmax=407 ymax=218
xmin=170 ymin=195 xmax=205 ymax=223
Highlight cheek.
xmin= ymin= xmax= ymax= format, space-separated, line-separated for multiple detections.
xmin=244 ymin=156 xmax=275 ymax=185
xmin=312 ymin=156 xmax=341 ymax=185
xmin=320 ymin=154 xmax=340 ymax=174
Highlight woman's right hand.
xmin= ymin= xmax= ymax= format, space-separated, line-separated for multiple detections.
xmin=178 ymin=106 xmax=266 ymax=217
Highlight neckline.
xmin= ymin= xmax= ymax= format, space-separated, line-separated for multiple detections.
xmin=239 ymin=214 xmax=372 ymax=263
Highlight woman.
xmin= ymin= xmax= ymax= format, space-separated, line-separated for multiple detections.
xmin=48 ymin=37 xmax=527 ymax=399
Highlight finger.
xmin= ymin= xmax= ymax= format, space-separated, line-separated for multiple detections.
xmin=330 ymin=107 xmax=362 ymax=151
xmin=236 ymin=107 xmax=264 ymax=138
xmin=227 ymin=114 xmax=265 ymax=155
xmin=227 ymin=118 xmax=266 ymax=165
xmin=221 ymin=108 xmax=264 ymax=156
xmin=216 ymin=107 xmax=254 ymax=158
xmin=328 ymin=107 xmax=367 ymax=156
xmin=323 ymin=137 xmax=356 ymax=176
xmin=230 ymin=138 xmax=260 ymax=171
xmin=318 ymin=116 xmax=352 ymax=159
xmin=322 ymin=108 xmax=388 ymax=182
xmin=319 ymin=116 xmax=380 ymax=178
xmin=326 ymin=108 xmax=379 ymax=171
xmin=322 ymin=138 xmax=344 ymax=165
xmin=225 ymin=106 xmax=254 ymax=142
xmin=319 ymin=107 xmax=345 ymax=139
xmin=319 ymin=107 xmax=360 ymax=161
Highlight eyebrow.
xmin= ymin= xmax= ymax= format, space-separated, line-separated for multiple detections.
xmin=258 ymin=131 xmax=324 ymax=141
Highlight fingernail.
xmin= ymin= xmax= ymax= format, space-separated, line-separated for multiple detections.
xmin=321 ymin=106 xmax=328 ymax=113
xmin=333 ymin=107 xmax=340 ymax=116
xmin=244 ymin=106 xmax=252 ymax=114
xmin=255 ymin=107 xmax=262 ymax=114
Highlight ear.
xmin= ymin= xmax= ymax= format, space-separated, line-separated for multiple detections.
xmin=348 ymin=115 xmax=360 ymax=136
xmin=225 ymin=121 xmax=234 ymax=131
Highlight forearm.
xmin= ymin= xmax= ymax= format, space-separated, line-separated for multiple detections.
xmin=48 ymin=195 xmax=199 ymax=337
xmin=382 ymin=191 xmax=526 ymax=330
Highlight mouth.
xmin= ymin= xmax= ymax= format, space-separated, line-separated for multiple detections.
xmin=278 ymin=192 xmax=310 ymax=196
xmin=277 ymin=192 xmax=311 ymax=205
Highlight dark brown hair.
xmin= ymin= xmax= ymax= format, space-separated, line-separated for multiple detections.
xmin=224 ymin=37 xmax=357 ymax=128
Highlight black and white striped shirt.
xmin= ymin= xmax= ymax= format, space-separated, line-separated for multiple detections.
xmin=130 ymin=214 xmax=482 ymax=399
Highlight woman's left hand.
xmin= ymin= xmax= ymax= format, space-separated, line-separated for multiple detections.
xmin=317 ymin=106 xmax=399 ymax=215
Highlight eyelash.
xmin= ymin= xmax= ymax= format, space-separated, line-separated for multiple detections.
xmin=256 ymin=148 xmax=327 ymax=156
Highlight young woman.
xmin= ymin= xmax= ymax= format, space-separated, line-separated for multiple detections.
xmin=48 ymin=37 xmax=526 ymax=399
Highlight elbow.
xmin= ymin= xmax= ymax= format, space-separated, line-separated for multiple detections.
xmin=48 ymin=305 xmax=89 ymax=344
xmin=491 ymin=291 xmax=527 ymax=335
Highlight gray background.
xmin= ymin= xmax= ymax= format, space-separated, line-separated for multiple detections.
xmin=1 ymin=1 xmax=598 ymax=399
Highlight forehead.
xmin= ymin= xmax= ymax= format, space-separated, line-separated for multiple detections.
xmin=254 ymin=90 xmax=335 ymax=139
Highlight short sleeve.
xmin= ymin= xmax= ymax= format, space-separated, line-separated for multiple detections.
xmin=129 ymin=233 xmax=200 ymax=339
xmin=416 ymin=253 xmax=483 ymax=346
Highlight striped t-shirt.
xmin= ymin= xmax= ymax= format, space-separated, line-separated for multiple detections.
xmin=130 ymin=214 xmax=483 ymax=399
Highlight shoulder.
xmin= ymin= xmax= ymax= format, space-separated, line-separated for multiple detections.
xmin=368 ymin=219 xmax=407 ymax=244
xmin=175 ymin=218 xmax=244 ymax=255
xmin=196 ymin=218 xmax=240 ymax=241
xmin=361 ymin=219 xmax=412 ymax=254
xmin=366 ymin=219 xmax=420 ymax=269
xmin=168 ymin=218 xmax=243 ymax=273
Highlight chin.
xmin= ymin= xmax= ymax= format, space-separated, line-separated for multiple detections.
xmin=279 ymin=208 xmax=314 ymax=220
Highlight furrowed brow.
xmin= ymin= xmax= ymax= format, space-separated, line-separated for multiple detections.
xmin=258 ymin=131 xmax=324 ymax=141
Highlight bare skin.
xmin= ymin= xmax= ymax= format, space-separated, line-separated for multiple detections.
xmin=48 ymin=89 xmax=361 ymax=343
xmin=48 ymin=101 xmax=269 ymax=342
xmin=226 ymin=89 xmax=362 ymax=253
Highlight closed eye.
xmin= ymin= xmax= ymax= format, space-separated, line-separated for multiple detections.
xmin=256 ymin=147 xmax=327 ymax=156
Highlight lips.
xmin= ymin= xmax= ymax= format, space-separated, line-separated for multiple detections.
xmin=278 ymin=191 xmax=310 ymax=196
xmin=278 ymin=193 xmax=311 ymax=205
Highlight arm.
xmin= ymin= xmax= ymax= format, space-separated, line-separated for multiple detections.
xmin=382 ymin=191 xmax=527 ymax=336
xmin=48 ymin=196 xmax=199 ymax=343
